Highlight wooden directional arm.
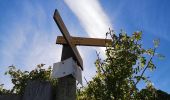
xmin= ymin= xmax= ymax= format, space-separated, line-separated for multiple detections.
xmin=53 ymin=9 xmax=83 ymax=70
xmin=56 ymin=36 xmax=112 ymax=47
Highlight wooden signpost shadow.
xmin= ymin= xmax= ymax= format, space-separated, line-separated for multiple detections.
xmin=53 ymin=9 xmax=112 ymax=100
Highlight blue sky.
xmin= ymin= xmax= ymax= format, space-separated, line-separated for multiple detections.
xmin=0 ymin=0 xmax=170 ymax=93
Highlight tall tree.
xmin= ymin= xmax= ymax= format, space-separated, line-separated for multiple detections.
xmin=77 ymin=30 xmax=163 ymax=100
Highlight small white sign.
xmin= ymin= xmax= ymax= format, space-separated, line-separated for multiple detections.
xmin=52 ymin=57 xmax=82 ymax=85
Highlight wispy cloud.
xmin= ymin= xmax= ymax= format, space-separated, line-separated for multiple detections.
xmin=64 ymin=0 xmax=112 ymax=56
xmin=64 ymin=0 xmax=112 ymax=38
xmin=1 ymin=2 xmax=60 ymax=69
xmin=0 ymin=0 xmax=112 ymax=88
xmin=64 ymin=0 xmax=112 ymax=82
xmin=0 ymin=1 xmax=61 ymax=89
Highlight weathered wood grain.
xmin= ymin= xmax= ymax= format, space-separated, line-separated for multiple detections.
xmin=23 ymin=80 xmax=53 ymax=100
xmin=53 ymin=9 xmax=83 ymax=70
xmin=56 ymin=36 xmax=112 ymax=47
xmin=0 ymin=94 xmax=21 ymax=100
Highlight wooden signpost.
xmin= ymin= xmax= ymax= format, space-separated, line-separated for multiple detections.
xmin=53 ymin=9 xmax=112 ymax=100
xmin=53 ymin=10 xmax=83 ymax=70
xmin=56 ymin=36 xmax=112 ymax=47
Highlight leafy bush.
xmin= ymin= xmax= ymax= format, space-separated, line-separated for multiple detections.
xmin=1 ymin=64 xmax=56 ymax=94
xmin=77 ymin=30 xmax=163 ymax=100
xmin=0 ymin=30 xmax=167 ymax=100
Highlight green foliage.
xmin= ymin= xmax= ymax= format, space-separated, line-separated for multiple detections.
xmin=0 ymin=84 xmax=11 ymax=95
xmin=156 ymin=90 xmax=170 ymax=100
xmin=136 ymin=83 xmax=157 ymax=100
xmin=77 ymin=30 xmax=162 ymax=100
xmin=137 ymin=86 xmax=170 ymax=100
xmin=0 ymin=29 xmax=167 ymax=99
xmin=1 ymin=64 xmax=56 ymax=94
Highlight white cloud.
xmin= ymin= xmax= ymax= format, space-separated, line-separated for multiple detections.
xmin=64 ymin=0 xmax=112 ymax=38
xmin=0 ymin=0 xmax=112 ymax=88
xmin=64 ymin=0 xmax=112 ymax=82
xmin=19 ymin=3 xmax=61 ymax=70
xmin=64 ymin=0 xmax=112 ymax=56
xmin=0 ymin=1 xmax=61 ymax=89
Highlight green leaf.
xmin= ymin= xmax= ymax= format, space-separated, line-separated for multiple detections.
xmin=140 ymin=57 xmax=146 ymax=67
xmin=146 ymin=49 xmax=154 ymax=55
xmin=153 ymin=39 xmax=160 ymax=48
xmin=156 ymin=53 xmax=165 ymax=60
xmin=148 ymin=61 xmax=156 ymax=71
xmin=133 ymin=31 xmax=142 ymax=40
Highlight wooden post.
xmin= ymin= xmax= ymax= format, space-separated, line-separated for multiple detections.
xmin=56 ymin=45 xmax=76 ymax=100
xmin=53 ymin=9 xmax=112 ymax=100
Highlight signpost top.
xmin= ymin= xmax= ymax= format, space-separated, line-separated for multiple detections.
xmin=53 ymin=9 xmax=83 ymax=70
xmin=53 ymin=9 xmax=112 ymax=70
xmin=53 ymin=9 xmax=112 ymax=100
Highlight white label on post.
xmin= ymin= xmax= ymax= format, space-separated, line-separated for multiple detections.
xmin=52 ymin=57 xmax=82 ymax=85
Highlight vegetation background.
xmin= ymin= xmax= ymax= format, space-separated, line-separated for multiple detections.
xmin=1 ymin=31 xmax=170 ymax=100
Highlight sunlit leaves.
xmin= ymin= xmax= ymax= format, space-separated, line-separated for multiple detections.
xmin=1 ymin=64 xmax=56 ymax=94
xmin=133 ymin=31 xmax=142 ymax=41
xmin=153 ymin=39 xmax=160 ymax=48
xmin=156 ymin=53 xmax=165 ymax=60
xmin=140 ymin=57 xmax=146 ymax=67
xmin=77 ymin=30 xmax=161 ymax=100
xmin=148 ymin=60 xmax=156 ymax=71
xmin=146 ymin=49 xmax=154 ymax=55
xmin=0 ymin=84 xmax=11 ymax=94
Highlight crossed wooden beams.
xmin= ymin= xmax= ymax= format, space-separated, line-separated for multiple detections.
xmin=53 ymin=9 xmax=112 ymax=100
xmin=53 ymin=9 xmax=112 ymax=70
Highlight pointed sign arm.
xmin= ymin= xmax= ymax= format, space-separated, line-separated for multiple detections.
xmin=53 ymin=9 xmax=83 ymax=70
xmin=56 ymin=36 xmax=112 ymax=47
